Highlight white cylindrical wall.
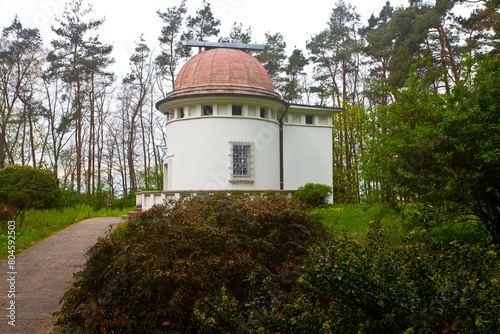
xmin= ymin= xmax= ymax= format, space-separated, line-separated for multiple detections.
xmin=166 ymin=117 xmax=280 ymax=191
xmin=283 ymin=124 xmax=333 ymax=191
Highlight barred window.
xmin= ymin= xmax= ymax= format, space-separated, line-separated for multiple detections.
xmin=233 ymin=145 xmax=249 ymax=176
xmin=229 ymin=141 xmax=254 ymax=182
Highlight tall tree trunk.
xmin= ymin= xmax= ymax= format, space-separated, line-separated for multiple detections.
xmin=139 ymin=106 xmax=148 ymax=189
xmin=76 ymin=77 xmax=83 ymax=193
xmin=87 ymin=73 xmax=95 ymax=196
xmin=28 ymin=109 xmax=36 ymax=168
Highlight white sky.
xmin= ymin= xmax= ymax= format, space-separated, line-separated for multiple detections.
xmin=1 ymin=0 xmax=412 ymax=77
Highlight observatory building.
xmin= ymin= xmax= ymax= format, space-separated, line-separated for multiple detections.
xmin=136 ymin=42 xmax=342 ymax=210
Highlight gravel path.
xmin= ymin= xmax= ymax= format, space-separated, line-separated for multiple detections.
xmin=0 ymin=217 xmax=123 ymax=333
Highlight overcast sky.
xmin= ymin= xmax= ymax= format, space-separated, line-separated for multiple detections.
xmin=1 ymin=0 xmax=411 ymax=77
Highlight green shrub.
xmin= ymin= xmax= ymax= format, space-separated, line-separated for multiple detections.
xmin=8 ymin=191 xmax=31 ymax=210
xmin=60 ymin=188 xmax=89 ymax=208
xmin=88 ymin=184 xmax=111 ymax=210
xmin=0 ymin=190 xmax=7 ymax=203
xmin=55 ymin=193 xmax=328 ymax=333
xmin=196 ymin=224 xmax=500 ymax=333
xmin=293 ymin=183 xmax=332 ymax=207
xmin=0 ymin=165 xmax=61 ymax=219
xmin=109 ymin=191 xmax=136 ymax=210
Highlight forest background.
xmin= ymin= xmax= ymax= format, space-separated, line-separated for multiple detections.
xmin=0 ymin=0 xmax=498 ymax=204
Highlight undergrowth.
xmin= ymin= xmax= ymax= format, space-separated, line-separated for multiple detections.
xmin=54 ymin=194 xmax=499 ymax=333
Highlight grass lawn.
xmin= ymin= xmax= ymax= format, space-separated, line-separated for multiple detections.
xmin=3 ymin=201 xmax=488 ymax=261
xmin=312 ymin=203 xmax=488 ymax=245
xmin=311 ymin=203 xmax=404 ymax=242
xmin=0 ymin=205 xmax=133 ymax=260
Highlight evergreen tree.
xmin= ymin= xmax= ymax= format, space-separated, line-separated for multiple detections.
xmin=218 ymin=22 xmax=252 ymax=44
xmin=307 ymin=0 xmax=362 ymax=107
xmin=307 ymin=0 xmax=363 ymax=203
xmin=457 ymin=0 xmax=500 ymax=57
xmin=47 ymin=0 xmax=111 ymax=193
xmin=184 ymin=0 xmax=220 ymax=42
xmin=254 ymin=32 xmax=287 ymax=87
xmin=385 ymin=1 xmax=439 ymax=88
xmin=281 ymin=48 xmax=308 ymax=103
xmin=361 ymin=1 xmax=395 ymax=107
xmin=82 ymin=36 xmax=114 ymax=195
xmin=156 ymin=0 xmax=189 ymax=90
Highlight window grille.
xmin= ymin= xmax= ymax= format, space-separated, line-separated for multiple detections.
xmin=229 ymin=141 xmax=254 ymax=182
xmin=233 ymin=145 xmax=249 ymax=175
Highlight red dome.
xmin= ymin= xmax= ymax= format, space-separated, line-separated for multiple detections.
xmin=167 ymin=48 xmax=280 ymax=100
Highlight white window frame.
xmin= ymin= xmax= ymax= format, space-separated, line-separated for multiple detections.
xmin=228 ymin=140 xmax=255 ymax=183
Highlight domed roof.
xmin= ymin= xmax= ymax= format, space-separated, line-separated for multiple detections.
xmin=166 ymin=48 xmax=280 ymax=100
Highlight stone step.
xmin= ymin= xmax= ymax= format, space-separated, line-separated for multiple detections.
xmin=119 ymin=208 xmax=143 ymax=222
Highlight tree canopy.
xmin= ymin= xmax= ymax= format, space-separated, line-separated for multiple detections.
xmin=365 ymin=56 xmax=500 ymax=243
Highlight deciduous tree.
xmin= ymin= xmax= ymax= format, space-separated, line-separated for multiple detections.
xmin=0 ymin=17 xmax=43 ymax=169
xmin=365 ymin=57 xmax=500 ymax=243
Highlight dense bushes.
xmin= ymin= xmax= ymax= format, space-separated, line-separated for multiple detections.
xmin=0 ymin=165 xmax=61 ymax=220
xmin=55 ymin=193 xmax=328 ymax=333
xmin=55 ymin=194 xmax=499 ymax=333
xmin=293 ymin=183 xmax=332 ymax=207
xmin=196 ymin=225 xmax=500 ymax=333
xmin=109 ymin=191 xmax=136 ymax=210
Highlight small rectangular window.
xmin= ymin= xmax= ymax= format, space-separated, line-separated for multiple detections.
xmin=179 ymin=108 xmax=184 ymax=118
xmin=260 ymin=108 xmax=266 ymax=118
xmin=232 ymin=105 xmax=242 ymax=116
xmin=203 ymin=105 xmax=213 ymax=116
xmin=306 ymin=115 xmax=314 ymax=124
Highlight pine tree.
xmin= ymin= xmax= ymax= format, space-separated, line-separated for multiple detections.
xmin=218 ymin=22 xmax=252 ymax=44
xmin=254 ymin=32 xmax=287 ymax=87
xmin=307 ymin=0 xmax=362 ymax=106
xmin=47 ymin=0 xmax=111 ymax=193
xmin=156 ymin=0 xmax=189 ymax=90
xmin=281 ymin=49 xmax=308 ymax=103
xmin=184 ymin=0 xmax=220 ymax=42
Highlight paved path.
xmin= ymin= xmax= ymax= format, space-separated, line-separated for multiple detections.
xmin=0 ymin=217 xmax=123 ymax=333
